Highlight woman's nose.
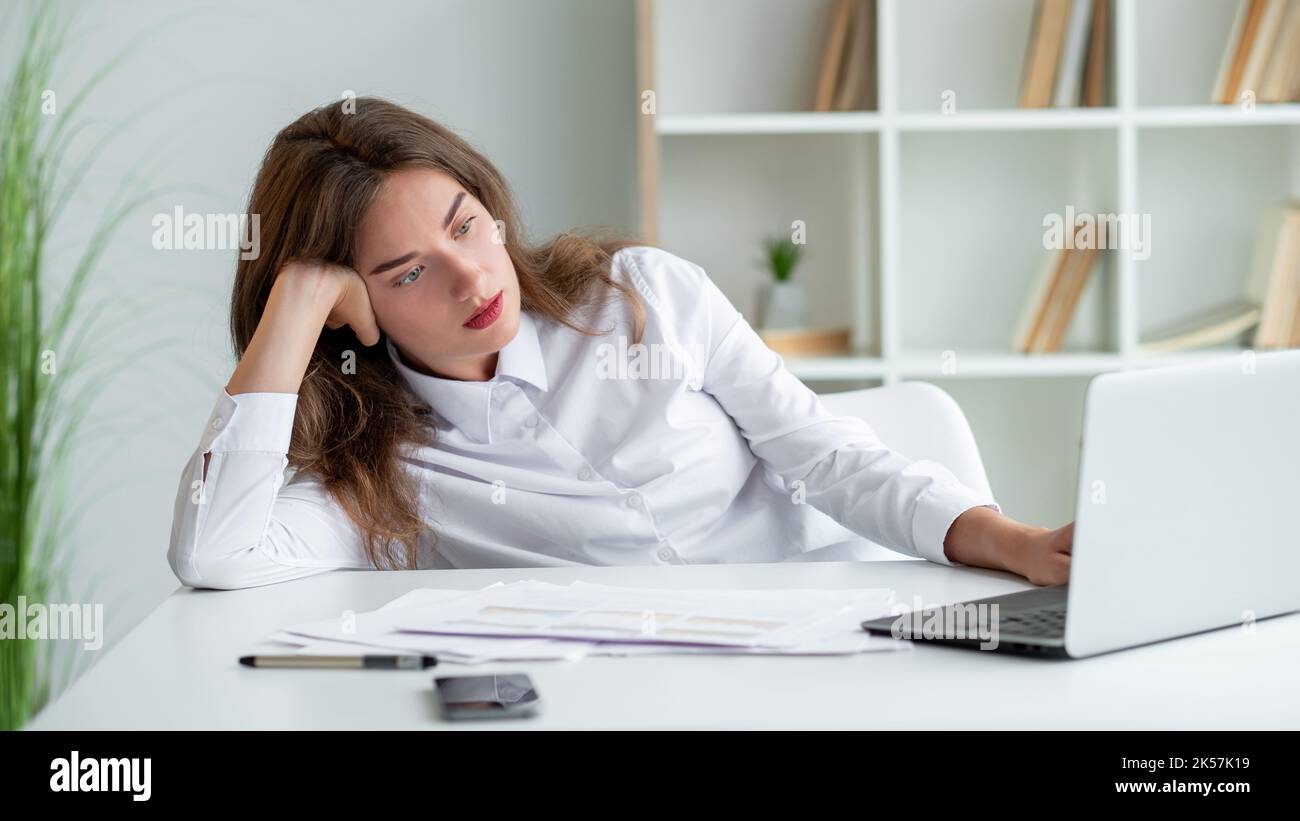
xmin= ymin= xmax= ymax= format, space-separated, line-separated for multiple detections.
xmin=445 ymin=255 xmax=486 ymax=301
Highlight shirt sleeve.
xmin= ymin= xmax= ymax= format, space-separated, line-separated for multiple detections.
xmin=167 ymin=387 xmax=372 ymax=589
xmin=620 ymin=246 xmax=1000 ymax=566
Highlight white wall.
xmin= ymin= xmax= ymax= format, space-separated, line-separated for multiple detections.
xmin=28 ymin=0 xmax=635 ymax=692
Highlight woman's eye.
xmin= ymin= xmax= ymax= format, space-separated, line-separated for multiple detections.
xmin=392 ymin=218 xmax=473 ymax=289
xmin=395 ymin=264 xmax=424 ymax=287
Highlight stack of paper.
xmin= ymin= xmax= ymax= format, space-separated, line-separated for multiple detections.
xmin=260 ymin=581 xmax=908 ymax=665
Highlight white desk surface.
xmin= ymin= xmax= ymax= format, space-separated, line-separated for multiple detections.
xmin=27 ymin=561 xmax=1300 ymax=730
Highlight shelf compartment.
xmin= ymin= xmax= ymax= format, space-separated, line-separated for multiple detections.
xmin=896 ymin=128 xmax=1119 ymax=355
xmin=1135 ymin=124 xmax=1298 ymax=340
xmin=654 ymin=0 xmax=878 ymax=117
xmin=659 ymin=132 xmax=881 ymax=355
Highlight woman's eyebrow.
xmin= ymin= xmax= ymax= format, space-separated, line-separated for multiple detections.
xmin=443 ymin=191 xmax=466 ymax=229
xmin=368 ymin=191 xmax=469 ymax=276
xmin=368 ymin=251 xmax=419 ymax=277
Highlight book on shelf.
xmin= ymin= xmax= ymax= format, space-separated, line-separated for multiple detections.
xmin=1038 ymin=234 xmax=1100 ymax=353
xmin=1137 ymin=302 xmax=1263 ymax=354
xmin=814 ymin=0 xmax=876 ymax=112
xmin=1013 ymin=243 xmax=1071 ymax=353
xmin=1020 ymin=0 xmax=1109 ymax=108
xmin=1249 ymin=203 xmax=1300 ymax=347
xmin=1214 ymin=0 xmax=1300 ymax=104
xmin=1081 ymin=0 xmax=1109 ymax=107
xmin=1020 ymin=0 xmax=1069 ymax=108
xmin=1261 ymin=0 xmax=1300 ymax=99
xmin=1215 ymin=0 xmax=1257 ymax=103
xmin=1290 ymin=280 xmax=1300 ymax=345
xmin=1052 ymin=0 xmax=1094 ymax=107
xmin=1137 ymin=202 xmax=1300 ymax=354
xmin=1013 ymin=219 xmax=1105 ymax=354
xmin=834 ymin=0 xmax=875 ymax=111
xmin=759 ymin=326 xmax=852 ymax=358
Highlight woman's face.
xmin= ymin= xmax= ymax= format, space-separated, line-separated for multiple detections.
xmin=355 ymin=167 xmax=520 ymax=382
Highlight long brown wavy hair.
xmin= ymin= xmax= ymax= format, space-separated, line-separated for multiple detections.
xmin=230 ymin=96 xmax=648 ymax=571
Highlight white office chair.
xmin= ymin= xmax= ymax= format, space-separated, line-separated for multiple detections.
xmin=789 ymin=381 xmax=995 ymax=562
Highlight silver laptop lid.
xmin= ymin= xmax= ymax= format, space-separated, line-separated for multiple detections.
xmin=1066 ymin=349 xmax=1300 ymax=658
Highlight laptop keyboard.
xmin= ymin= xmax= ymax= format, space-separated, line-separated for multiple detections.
xmin=995 ymin=605 xmax=1067 ymax=637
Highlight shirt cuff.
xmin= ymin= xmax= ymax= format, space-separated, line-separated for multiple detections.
xmin=199 ymin=387 xmax=300 ymax=454
xmin=911 ymin=480 xmax=1002 ymax=567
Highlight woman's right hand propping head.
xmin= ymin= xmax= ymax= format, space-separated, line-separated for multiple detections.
xmin=282 ymin=259 xmax=382 ymax=347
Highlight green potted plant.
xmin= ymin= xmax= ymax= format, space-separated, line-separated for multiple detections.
xmin=756 ymin=234 xmax=807 ymax=330
xmin=1 ymin=2 xmax=157 ymax=730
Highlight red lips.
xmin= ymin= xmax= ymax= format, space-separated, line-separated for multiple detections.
xmin=463 ymin=290 xmax=503 ymax=329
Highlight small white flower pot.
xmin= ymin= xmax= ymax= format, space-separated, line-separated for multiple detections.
xmin=758 ymin=281 xmax=807 ymax=330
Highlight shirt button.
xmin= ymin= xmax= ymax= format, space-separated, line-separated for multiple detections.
xmin=578 ymin=466 xmax=594 ymax=481
xmin=657 ymin=545 xmax=674 ymax=562
xmin=524 ymin=413 xmax=538 ymax=428
xmin=625 ymin=492 xmax=643 ymax=509
xmin=211 ymin=416 xmax=224 ymax=430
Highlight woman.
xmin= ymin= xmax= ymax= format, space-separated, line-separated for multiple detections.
xmin=167 ymin=97 xmax=1073 ymax=591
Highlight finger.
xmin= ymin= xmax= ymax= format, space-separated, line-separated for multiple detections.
xmin=338 ymin=277 xmax=380 ymax=346
xmin=1052 ymin=552 xmax=1071 ymax=583
xmin=352 ymin=300 xmax=382 ymax=347
xmin=355 ymin=318 xmax=381 ymax=347
xmin=1056 ymin=521 xmax=1075 ymax=554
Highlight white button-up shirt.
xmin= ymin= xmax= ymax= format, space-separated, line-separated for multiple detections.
xmin=169 ymin=246 xmax=998 ymax=589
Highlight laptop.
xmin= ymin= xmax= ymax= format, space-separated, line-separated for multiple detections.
xmin=861 ymin=348 xmax=1300 ymax=658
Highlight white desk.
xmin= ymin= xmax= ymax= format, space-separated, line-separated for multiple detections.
xmin=27 ymin=561 xmax=1300 ymax=730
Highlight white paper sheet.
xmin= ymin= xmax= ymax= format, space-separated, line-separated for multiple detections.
xmin=265 ymin=580 xmax=908 ymax=663
xmin=385 ymin=580 xmax=897 ymax=648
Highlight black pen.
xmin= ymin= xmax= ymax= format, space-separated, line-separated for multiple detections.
xmin=239 ymin=654 xmax=438 ymax=669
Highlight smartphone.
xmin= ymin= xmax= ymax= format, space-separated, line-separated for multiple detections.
xmin=434 ymin=673 xmax=541 ymax=721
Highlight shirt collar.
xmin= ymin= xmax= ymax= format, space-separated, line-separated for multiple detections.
xmin=386 ymin=310 xmax=548 ymax=444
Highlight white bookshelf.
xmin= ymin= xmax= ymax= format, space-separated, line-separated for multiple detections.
xmin=639 ymin=0 xmax=1299 ymax=526
xmin=659 ymin=105 xmax=1300 ymax=135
